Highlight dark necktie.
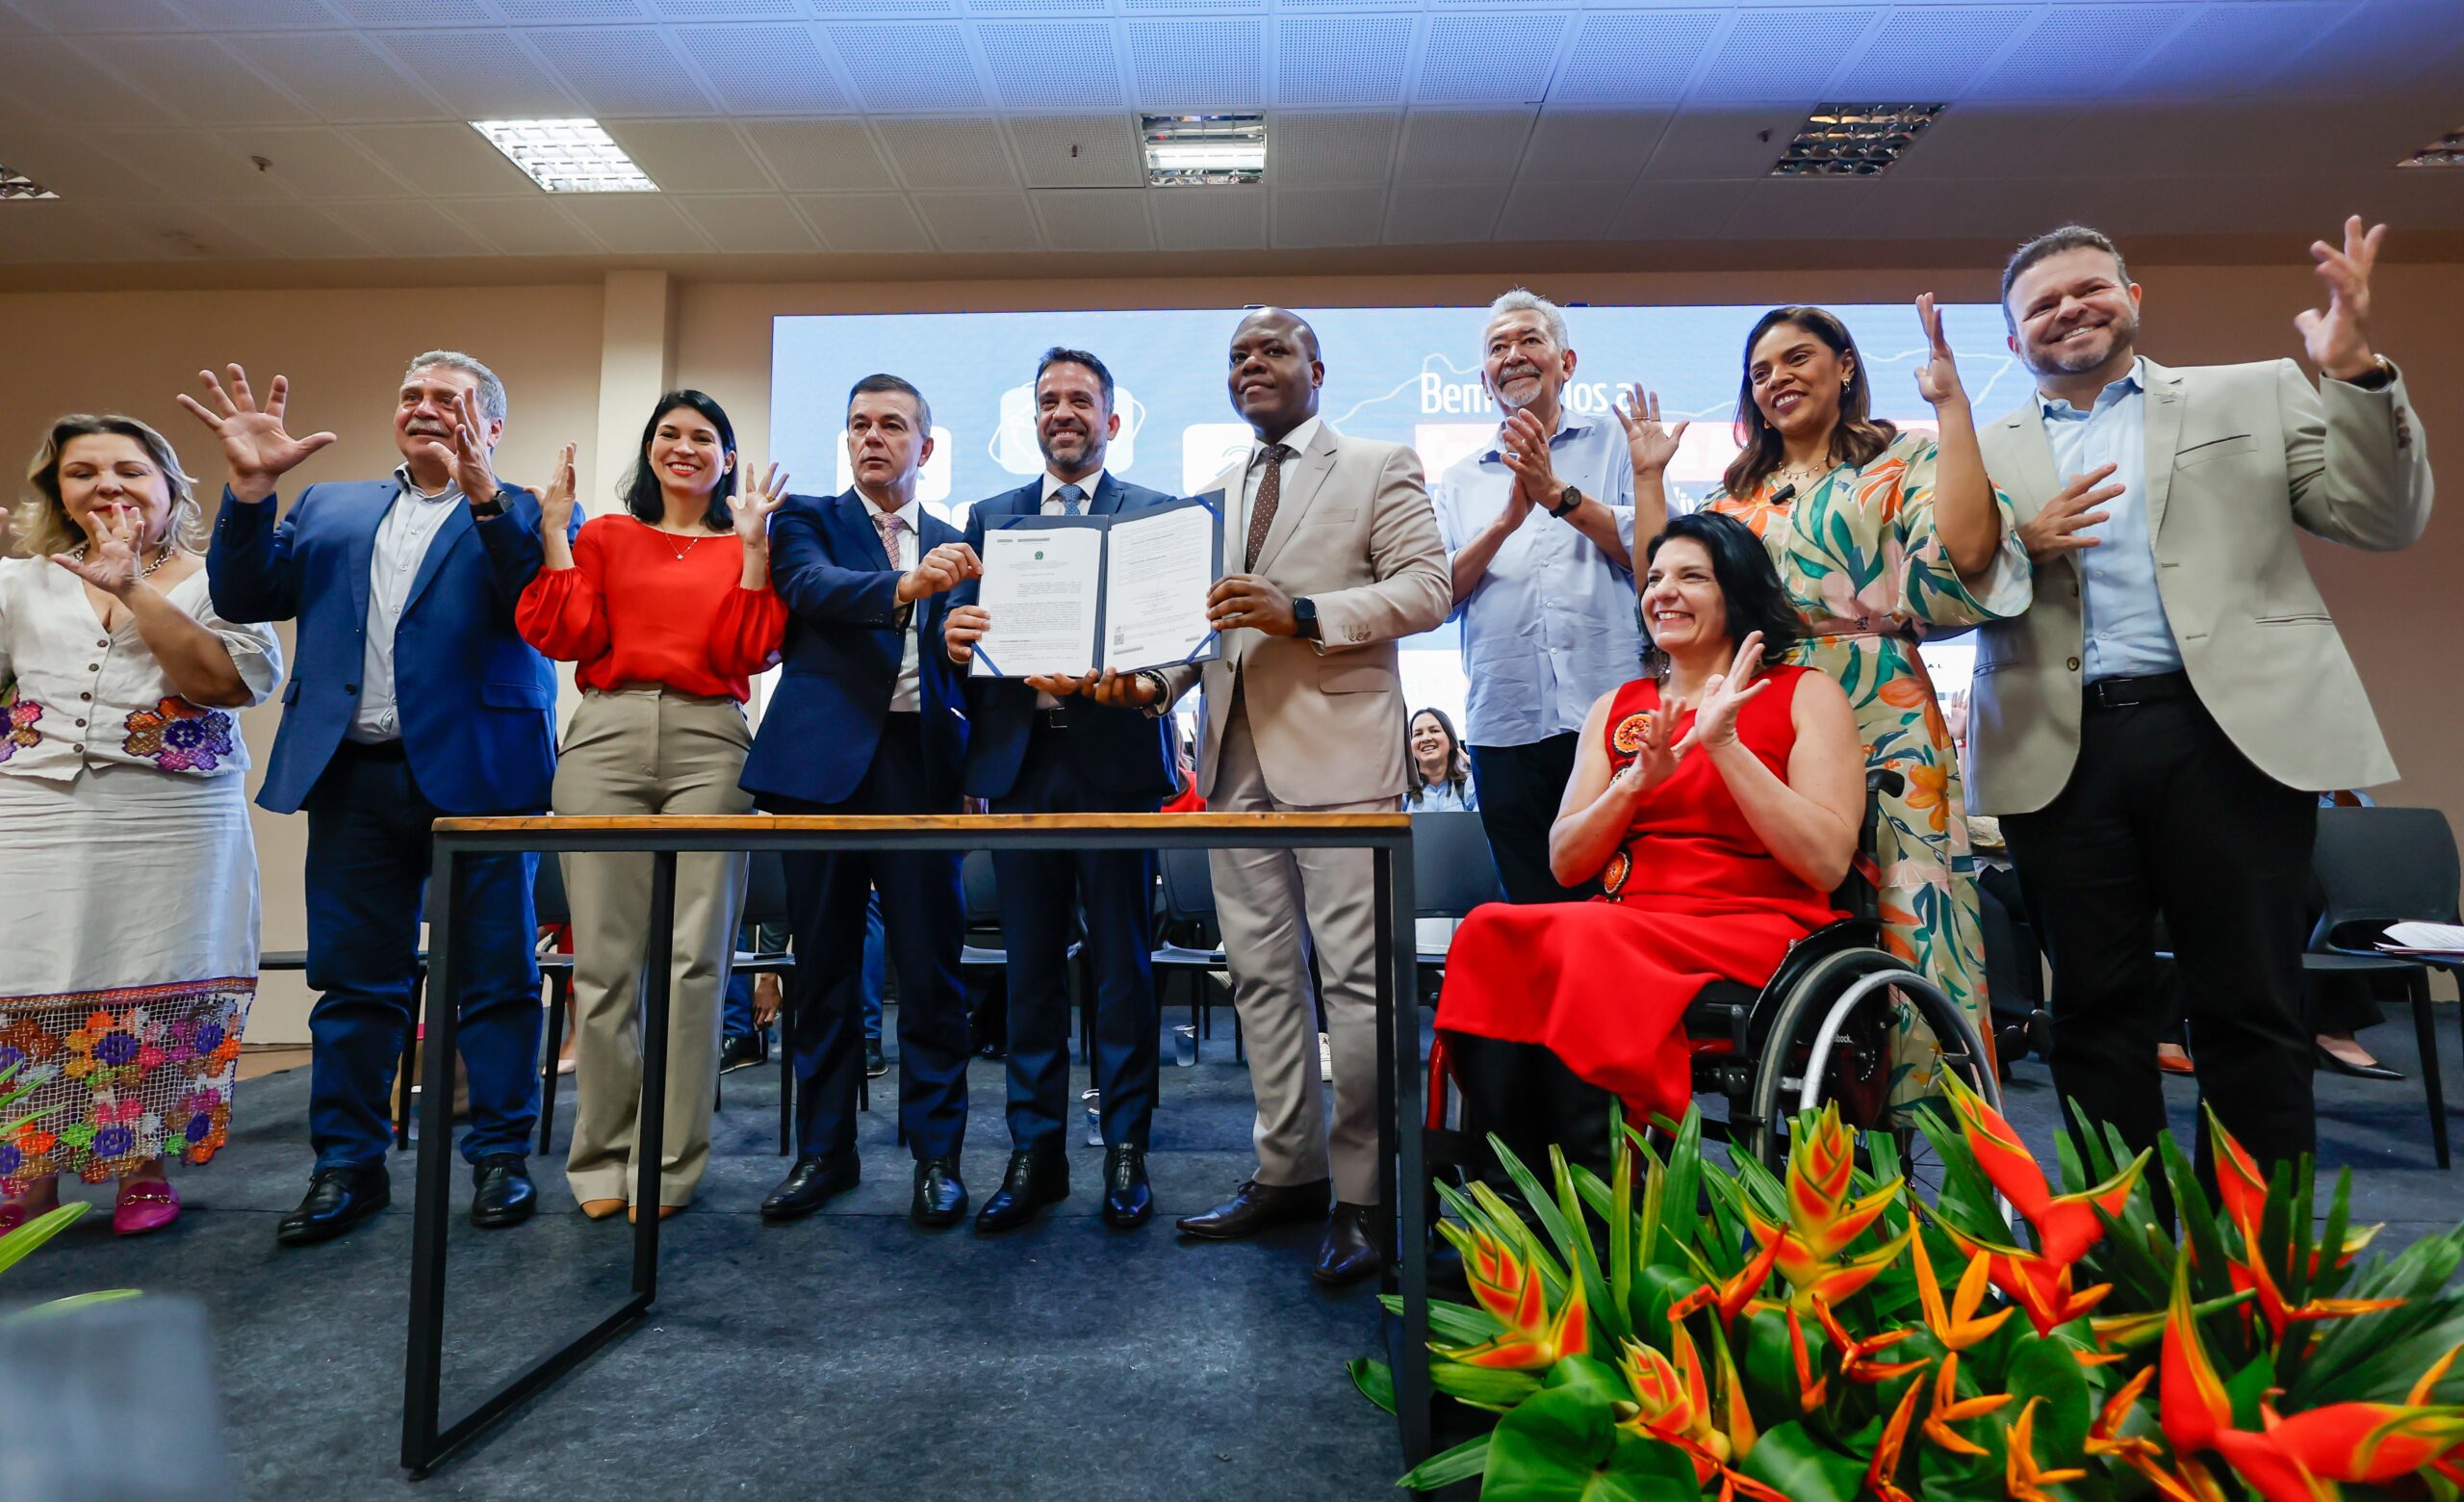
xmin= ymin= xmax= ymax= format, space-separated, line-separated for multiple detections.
xmin=1245 ymin=443 xmax=1291 ymax=570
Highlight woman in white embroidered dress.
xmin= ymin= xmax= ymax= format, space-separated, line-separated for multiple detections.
xmin=0 ymin=414 xmax=282 ymax=1239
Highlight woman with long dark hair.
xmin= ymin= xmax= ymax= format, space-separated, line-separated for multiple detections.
xmin=1641 ymin=301 xmax=2029 ymax=1103
xmin=516 ymin=391 xmax=789 ymax=1221
xmin=1402 ymin=707 xmax=1476 ymax=813
xmin=1434 ymin=512 xmax=1863 ymax=1177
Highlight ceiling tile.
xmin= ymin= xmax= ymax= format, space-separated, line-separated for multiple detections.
xmin=555 ymin=194 xmax=714 ymax=252
xmin=1495 ymin=180 xmax=1616 ymax=243
xmin=347 ymin=123 xmax=541 ymax=196
xmin=372 ymin=30 xmax=583 ymax=118
xmin=828 ymin=23 xmax=987 ymax=111
xmin=1518 ymin=110 xmax=1665 ymax=185
xmin=1717 ymin=176 xmax=1879 ymax=241
xmin=2295 ymin=0 xmax=2464 ymax=95
xmin=652 ymin=0 xmax=802 ymax=15
xmin=1881 ymin=103 xmax=2070 ymax=181
xmin=1276 ymin=15 xmax=1414 ymax=108
xmin=325 ymin=198 xmax=496 ymax=255
xmin=1640 ymin=104 xmax=1814 ymax=180
xmin=495 ymin=0 xmax=649 ymax=18
xmin=440 ymin=197 xmax=608 ymax=254
xmin=1689 ymin=6 xmax=1883 ymax=105
xmin=742 ymin=119 xmax=896 ymax=192
xmin=1270 ymin=111 xmax=1399 ymax=186
xmin=1417 ymin=13 xmax=1566 ymax=107
xmin=1009 ymin=116 xmax=1142 ymax=189
xmin=795 ymin=193 xmax=932 ymax=252
xmin=223 ymin=31 xmax=449 ymax=122
xmin=529 ymin=27 xmax=719 ymax=117
xmin=1396 ymin=110 xmax=1537 ymax=186
xmin=604 ymin=120 xmax=775 ymax=192
xmin=0 ymin=132 xmax=182 ymax=202
xmin=912 ymin=191 xmax=1041 ymax=251
xmin=1147 ymin=184 xmax=1265 ymax=251
xmin=79 ymin=34 xmax=317 ymax=125
xmin=673 ymin=24 xmax=849 ymax=114
xmin=0 ymin=203 xmax=119 ymax=266
xmin=171 ymin=0 xmax=347 ymax=26
xmin=328 ymin=0 xmax=496 ymax=21
xmin=111 ymin=133 xmax=301 ymax=201
xmin=672 ymin=194 xmax=821 ymax=252
xmin=2117 ymin=2 xmax=2356 ymax=100
xmin=1270 ymin=185 xmax=1386 ymax=248
xmin=1029 ymin=188 xmax=1156 ymax=253
xmin=218 ymin=128 xmax=419 ymax=198
xmin=876 ymin=117 xmax=1017 ymax=190
xmin=1552 ymin=10 xmax=1724 ymax=108
xmin=239 ymin=203 xmax=385 ymax=257
xmin=1385 ymin=182 xmax=1505 ymax=245
xmin=1971 ymin=5 xmax=2193 ymax=102
xmin=1604 ymin=179 xmax=1750 ymax=241
xmin=1124 ymin=19 xmax=1264 ymax=110
xmin=10 ymin=0 xmax=187 ymax=30
xmin=1827 ymin=6 xmax=2032 ymax=101
xmin=0 ymin=38 xmax=178 ymax=129
xmin=978 ymin=21 xmax=1124 ymax=110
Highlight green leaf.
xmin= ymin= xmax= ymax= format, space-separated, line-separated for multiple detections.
xmin=0 ymin=1201 xmax=88 ymax=1276
xmin=1736 ymin=1420 xmax=1866 ymax=1502
xmin=1397 ymin=1433 xmax=1495 ymax=1492
xmin=1379 ymin=1291 xmax=1505 ymax=1348
xmin=1433 ymin=1360 xmax=1548 ymax=1412
xmin=1480 ymin=1378 xmax=1700 ymax=1502
xmin=1348 ymin=1357 xmax=1398 ymax=1415
xmin=2004 ymin=1336 xmax=2092 ymax=1465
xmin=2 ymin=1288 xmax=141 ymax=1326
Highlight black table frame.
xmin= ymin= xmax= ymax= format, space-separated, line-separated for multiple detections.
xmin=399 ymin=813 xmax=1432 ymax=1480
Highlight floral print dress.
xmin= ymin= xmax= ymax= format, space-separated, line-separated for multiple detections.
xmin=1703 ymin=428 xmax=2031 ymax=1104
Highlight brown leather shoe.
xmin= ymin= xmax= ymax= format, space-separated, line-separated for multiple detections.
xmin=1174 ymin=1177 xmax=1331 ymax=1239
xmin=1313 ymin=1202 xmax=1385 ymax=1287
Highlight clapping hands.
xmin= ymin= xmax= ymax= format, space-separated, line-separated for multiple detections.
xmin=1681 ymin=633 xmax=1770 ymax=752
xmin=539 ymin=442 xmax=580 ymax=536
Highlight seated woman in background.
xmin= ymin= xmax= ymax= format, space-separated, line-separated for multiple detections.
xmin=0 ymin=415 xmax=283 ymax=1238
xmin=1402 ymin=707 xmax=1476 ymax=813
xmin=1434 ymin=511 xmax=1861 ymax=1178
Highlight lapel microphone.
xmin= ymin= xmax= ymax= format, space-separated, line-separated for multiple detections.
xmin=1769 ymin=483 xmax=1797 ymax=505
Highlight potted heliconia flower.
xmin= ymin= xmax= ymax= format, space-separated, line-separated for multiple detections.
xmin=1353 ymin=1075 xmax=2464 ymax=1500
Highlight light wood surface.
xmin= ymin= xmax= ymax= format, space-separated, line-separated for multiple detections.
xmin=432 ymin=812 xmax=1412 ymax=834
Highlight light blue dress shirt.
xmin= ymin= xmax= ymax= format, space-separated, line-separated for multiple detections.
xmin=2039 ymin=359 xmax=2182 ymax=681
xmin=1402 ymin=778 xmax=1478 ymax=814
xmin=1430 ymin=415 xmax=1645 ymax=748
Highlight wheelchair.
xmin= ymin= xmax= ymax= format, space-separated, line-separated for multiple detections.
xmin=1425 ymin=769 xmax=2005 ymax=1179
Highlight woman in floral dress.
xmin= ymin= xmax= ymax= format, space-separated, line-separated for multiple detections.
xmin=1632 ymin=300 xmax=2030 ymax=1102
xmin=0 ymin=415 xmax=282 ymax=1237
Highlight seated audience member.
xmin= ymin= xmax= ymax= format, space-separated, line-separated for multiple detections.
xmin=515 ymin=393 xmax=788 ymax=1223
xmin=1434 ymin=511 xmax=1861 ymax=1180
xmin=0 ymin=415 xmax=283 ymax=1239
xmin=1402 ymin=707 xmax=1477 ymax=813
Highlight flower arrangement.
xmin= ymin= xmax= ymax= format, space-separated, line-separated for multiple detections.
xmin=1354 ymin=1075 xmax=2464 ymax=1499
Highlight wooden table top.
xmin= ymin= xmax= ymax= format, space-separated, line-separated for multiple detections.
xmin=433 ymin=812 xmax=1413 ymax=834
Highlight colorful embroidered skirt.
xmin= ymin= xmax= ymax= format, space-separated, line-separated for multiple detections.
xmin=0 ymin=766 xmax=259 ymax=1190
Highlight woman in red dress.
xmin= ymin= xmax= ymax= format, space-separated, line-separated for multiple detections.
xmin=1435 ymin=510 xmax=1864 ymax=1178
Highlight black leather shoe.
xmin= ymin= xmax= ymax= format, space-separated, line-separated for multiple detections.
xmin=1174 ymin=1177 xmax=1330 ymax=1239
xmin=470 ymin=1153 xmax=537 ymax=1229
xmin=975 ymin=1148 xmax=1067 ymax=1233
xmin=1101 ymin=1145 xmax=1152 ymax=1230
xmin=718 ymin=1029 xmax=768 ymax=1075
xmin=1313 ymin=1202 xmax=1385 ymax=1287
xmin=275 ymin=1163 xmax=390 ymax=1247
xmin=761 ymin=1152 xmax=859 ymax=1222
xmin=864 ymin=1038 xmax=887 ymax=1078
xmin=911 ymin=1155 xmax=968 ymax=1227
xmin=2314 ymin=1042 xmax=2404 ymax=1081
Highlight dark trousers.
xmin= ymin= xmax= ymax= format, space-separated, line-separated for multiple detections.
xmin=990 ymin=722 xmax=1162 ymax=1153
xmin=1442 ymin=1032 xmax=1616 ymax=1190
xmin=301 ymin=745 xmax=542 ymax=1170
xmin=2002 ymin=687 xmax=2317 ymax=1188
xmin=1469 ymin=734 xmax=1590 ymax=904
xmin=768 ymin=715 xmax=968 ymax=1162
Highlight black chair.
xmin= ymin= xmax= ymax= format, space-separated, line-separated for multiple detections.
xmin=1151 ymin=844 xmax=1239 ymax=1061
xmin=259 ymin=945 xmax=427 ymax=1151
xmin=2305 ymin=807 xmax=2462 ymax=1169
xmin=1408 ymin=810 xmax=1506 ymax=997
xmin=959 ymin=849 xmax=1091 ymax=1067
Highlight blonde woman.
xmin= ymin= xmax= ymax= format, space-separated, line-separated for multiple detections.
xmin=0 ymin=415 xmax=281 ymax=1238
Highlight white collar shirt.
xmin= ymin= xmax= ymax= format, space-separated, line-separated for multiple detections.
xmin=349 ymin=465 xmax=464 ymax=743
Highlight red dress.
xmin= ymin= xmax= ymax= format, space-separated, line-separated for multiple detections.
xmin=515 ymin=517 xmax=786 ymax=701
xmin=1434 ymin=665 xmax=1840 ymax=1123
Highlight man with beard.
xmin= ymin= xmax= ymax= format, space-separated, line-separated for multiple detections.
xmin=942 ymin=348 xmax=1177 ymax=1231
xmin=1972 ymin=220 xmax=2434 ymax=1189
xmin=1085 ymin=308 xmax=1450 ymax=1285
xmin=1429 ymin=289 xmax=1681 ymax=903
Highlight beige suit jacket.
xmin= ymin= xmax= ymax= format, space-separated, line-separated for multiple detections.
xmin=1968 ymin=356 xmax=2432 ymax=816
xmin=1158 ymin=422 xmax=1451 ymax=807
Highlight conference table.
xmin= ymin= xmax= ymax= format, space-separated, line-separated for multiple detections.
xmin=398 ymin=812 xmax=1437 ymax=1481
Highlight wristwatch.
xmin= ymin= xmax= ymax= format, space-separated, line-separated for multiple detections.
xmin=2343 ymin=355 xmax=2396 ymax=391
xmin=1292 ymin=596 xmax=1321 ymax=640
xmin=468 ymin=487 xmax=506 ymax=519
xmin=1134 ymin=667 xmax=1173 ymax=718
xmin=1549 ymin=483 xmax=1584 ymax=519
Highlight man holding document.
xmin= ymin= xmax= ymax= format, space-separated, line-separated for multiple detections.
xmin=944 ymin=349 xmax=1180 ymax=1231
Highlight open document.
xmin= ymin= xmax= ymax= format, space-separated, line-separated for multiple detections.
xmin=969 ymin=492 xmax=1224 ymax=679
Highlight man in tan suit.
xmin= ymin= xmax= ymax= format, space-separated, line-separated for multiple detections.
xmin=1971 ymin=220 xmax=2432 ymax=1188
xmin=1088 ymin=307 xmax=1450 ymax=1284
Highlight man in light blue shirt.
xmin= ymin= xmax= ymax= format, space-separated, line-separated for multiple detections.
xmin=2037 ymin=357 xmax=2182 ymax=681
xmin=1429 ymin=290 xmax=1652 ymax=903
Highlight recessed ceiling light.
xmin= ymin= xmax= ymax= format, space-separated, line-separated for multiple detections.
xmin=2398 ymin=125 xmax=2464 ymax=168
xmin=469 ymin=119 xmax=657 ymax=194
xmin=1142 ymin=113 xmax=1267 ymax=188
xmin=1769 ymin=104 xmax=1946 ymax=178
xmin=1 ymin=166 xmax=60 ymax=201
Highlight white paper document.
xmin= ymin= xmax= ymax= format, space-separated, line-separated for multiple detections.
xmin=967 ymin=494 xmax=1224 ymax=680
xmin=970 ymin=525 xmax=1103 ymax=679
xmin=1100 ymin=503 xmax=1218 ymax=673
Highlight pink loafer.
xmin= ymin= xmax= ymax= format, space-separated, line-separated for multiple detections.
xmin=0 ymin=1203 xmax=30 ymax=1239
xmin=114 ymin=1179 xmax=181 ymax=1236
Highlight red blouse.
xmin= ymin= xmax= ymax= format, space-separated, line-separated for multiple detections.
xmin=516 ymin=516 xmax=786 ymax=702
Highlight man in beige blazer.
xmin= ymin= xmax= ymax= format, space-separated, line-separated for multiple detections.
xmin=1089 ymin=307 xmax=1450 ymax=1285
xmin=1971 ymin=220 xmax=2432 ymax=1188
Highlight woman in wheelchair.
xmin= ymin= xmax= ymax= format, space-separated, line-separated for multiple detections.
xmin=1434 ymin=511 xmax=1864 ymax=1179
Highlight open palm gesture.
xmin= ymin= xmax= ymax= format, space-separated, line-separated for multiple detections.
xmin=174 ymin=364 xmax=336 ymax=504
xmin=1616 ymin=690 xmax=1687 ymax=799
xmin=733 ymin=459 xmax=791 ymax=551
xmin=1678 ymin=633 xmax=1770 ymax=752
xmin=55 ymin=504 xmax=146 ymax=596
xmin=2296 ymin=215 xmax=2385 ymax=380
xmin=1613 ymin=384 xmax=1690 ymax=479
xmin=538 ymin=442 xmax=579 ymax=537
xmin=1912 ymin=294 xmax=1968 ymax=409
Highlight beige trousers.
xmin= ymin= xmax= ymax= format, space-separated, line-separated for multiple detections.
xmin=1206 ymin=705 xmax=1390 ymax=1205
xmin=555 ymin=687 xmax=752 ymax=1206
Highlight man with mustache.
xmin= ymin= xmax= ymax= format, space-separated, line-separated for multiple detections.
xmin=1972 ymin=220 xmax=2434 ymax=1190
xmin=1087 ymin=308 xmax=1451 ymax=1285
xmin=943 ymin=348 xmax=1178 ymax=1232
xmin=192 ymin=352 xmax=569 ymax=1246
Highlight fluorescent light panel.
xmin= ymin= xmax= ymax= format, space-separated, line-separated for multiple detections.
xmin=1 ymin=166 xmax=60 ymax=201
xmin=469 ymin=119 xmax=657 ymax=194
xmin=1142 ymin=113 xmax=1266 ymax=188
xmin=2398 ymin=126 xmax=2464 ymax=168
xmin=1770 ymin=104 xmax=1946 ymax=178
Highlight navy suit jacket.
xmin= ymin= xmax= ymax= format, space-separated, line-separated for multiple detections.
xmin=207 ymin=479 xmax=566 ymax=816
xmin=952 ymin=473 xmax=1179 ymax=804
xmin=742 ymin=489 xmax=967 ymax=809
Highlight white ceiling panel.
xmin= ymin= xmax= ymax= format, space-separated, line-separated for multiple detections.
xmin=1690 ymin=7 xmax=1882 ymax=104
xmin=1030 ymin=188 xmax=1157 ymax=253
xmin=673 ymin=24 xmax=849 ymax=115
xmin=1827 ymin=6 xmax=2032 ymax=101
xmin=828 ymin=24 xmax=988 ymax=112
xmin=530 ymin=26 xmax=720 ymax=117
xmin=978 ymin=22 xmax=1125 ymax=111
xmin=226 ymin=31 xmax=450 ymax=123
xmin=1495 ymin=180 xmax=1617 ymax=243
xmin=0 ymin=205 xmax=132 ymax=265
xmin=673 ymin=194 xmax=821 ymax=252
xmin=495 ymin=0 xmax=649 ymax=19
xmin=82 ymin=34 xmax=316 ymax=125
xmin=346 ymin=123 xmax=543 ymax=196
xmin=328 ymin=0 xmax=497 ymax=22
xmin=1147 ymin=183 xmax=1265 ymax=251
xmin=605 ymin=120 xmax=776 ymax=192
xmin=1396 ymin=110 xmax=1537 ymax=186
xmin=1275 ymin=15 xmax=1415 ymax=107
xmin=2295 ymin=0 xmax=2464 ymax=95
xmin=1270 ymin=111 xmax=1401 ymax=186
xmin=0 ymin=132 xmax=184 ymax=203
xmin=1009 ymin=116 xmax=1143 ymax=190
xmin=1125 ymin=19 xmax=1266 ymax=111
xmin=1416 ymin=13 xmax=1568 ymax=107
xmin=1971 ymin=5 xmax=2194 ymax=101
xmin=796 ymin=193 xmax=934 ymax=253
xmin=1385 ymin=182 xmax=1506 ymax=245
xmin=911 ymin=191 xmax=1042 ymax=252
xmin=111 ymin=134 xmax=300 ymax=201
xmin=1718 ymin=176 xmax=1881 ymax=242
xmin=2117 ymin=3 xmax=2356 ymax=100
xmin=1270 ymin=185 xmax=1387 ymax=248
xmin=218 ymin=129 xmax=420 ymax=199
xmin=8 ymin=0 xmax=187 ymax=30
xmin=326 ymin=198 xmax=497 ymax=256
xmin=1518 ymin=110 xmax=1665 ymax=186
xmin=1640 ymin=104 xmax=1815 ymax=180
xmin=741 ymin=119 xmax=897 ymax=192
xmin=239 ymin=203 xmax=385 ymax=258
xmin=172 ymin=0 xmax=347 ymax=27
xmin=0 ymin=39 xmax=177 ymax=128
xmin=1553 ymin=11 xmax=1725 ymax=108
xmin=442 ymin=197 xmax=610 ymax=254
xmin=373 ymin=30 xmax=584 ymax=118
xmin=653 ymin=0 xmax=801 ymax=15
xmin=877 ymin=117 xmax=1017 ymax=190
xmin=1604 ymin=179 xmax=1750 ymax=241
xmin=556 ymin=194 xmax=714 ymax=252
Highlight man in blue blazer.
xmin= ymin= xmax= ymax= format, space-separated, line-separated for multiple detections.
xmin=743 ymin=374 xmax=981 ymax=1228
xmin=943 ymin=349 xmax=1178 ymax=1232
xmin=185 ymin=354 xmax=567 ymax=1247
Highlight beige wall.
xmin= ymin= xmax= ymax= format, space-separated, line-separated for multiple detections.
xmin=5 ymin=262 xmax=2454 ymax=1039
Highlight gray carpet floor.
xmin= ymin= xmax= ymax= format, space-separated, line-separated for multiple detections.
xmin=6 ymin=1001 xmax=2459 ymax=1500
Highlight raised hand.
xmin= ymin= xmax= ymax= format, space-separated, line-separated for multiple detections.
xmin=538 ymin=442 xmax=579 ymax=538
xmin=2016 ymin=464 xmax=2120 ymax=565
xmin=733 ymin=459 xmax=790 ymax=551
xmin=896 ymin=540 xmax=981 ymax=603
xmin=54 ymin=503 xmax=147 ymax=596
xmin=1612 ymin=384 xmax=1689 ymax=479
xmin=2296 ymin=215 xmax=2386 ymax=381
xmin=449 ymin=387 xmax=500 ymax=506
xmin=1678 ymin=632 xmax=1771 ymax=753
xmin=944 ymin=603 xmax=990 ymax=665
xmin=1912 ymin=294 xmax=1968 ymax=409
xmin=173 ymin=365 xmax=338 ymax=505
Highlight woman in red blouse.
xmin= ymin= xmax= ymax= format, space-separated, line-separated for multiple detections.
xmin=517 ymin=390 xmax=787 ymax=1222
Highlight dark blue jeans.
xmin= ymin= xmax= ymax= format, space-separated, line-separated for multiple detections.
xmin=300 ymin=746 xmax=542 ymax=1170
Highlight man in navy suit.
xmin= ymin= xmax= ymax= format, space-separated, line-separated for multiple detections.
xmin=744 ymin=374 xmax=982 ymax=1228
xmin=186 ymin=354 xmax=567 ymax=1246
xmin=943 ymin=349 xmax=1177 ymax=1232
